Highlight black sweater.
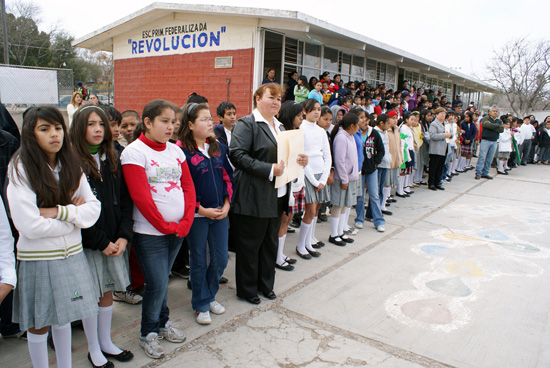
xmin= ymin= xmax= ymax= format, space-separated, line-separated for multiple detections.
xmin=361 ymin=128 xmax=385 ymax=175
xmin=81 ymin=155 xmax=134 ymax=251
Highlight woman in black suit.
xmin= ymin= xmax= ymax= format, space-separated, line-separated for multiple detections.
xmin=229 ymin=83 xmax=306 ymax=304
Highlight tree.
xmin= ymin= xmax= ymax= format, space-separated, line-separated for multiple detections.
xmin=486 ymin=37 xmax=550 ymax=117
xmin=0 ymin=1 xmax=52 ymax=66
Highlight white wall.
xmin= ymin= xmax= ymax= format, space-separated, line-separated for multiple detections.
xmin=112 ymin=14 xmax=258 ymax=60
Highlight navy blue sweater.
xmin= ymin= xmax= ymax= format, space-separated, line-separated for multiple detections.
xmin=181 ymin=143 xmax=233 ymax=212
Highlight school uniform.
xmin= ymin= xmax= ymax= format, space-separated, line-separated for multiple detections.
xmin=428 ymin=119 xmax=447 ymax=187
xmin=7 ymin=163 xmax=101 ymax=330
xmin=82 ymin=153 xmax=134 ymax=296
xmin=300 ymin=120 xmax=332 ymax=204
xmin=331 ymin=129 xmax=359 ymax=207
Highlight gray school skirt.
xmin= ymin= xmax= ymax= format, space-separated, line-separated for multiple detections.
xmin=304 ymin=173 xmax=331 ymax=204
xmin=84 ymin=248 xmax=130 ymax=297
xmin=14 ymin=251 xmax=99 ymax=330
xmin=330 ymin=178 xmax=358 ymax=207
xmin=385 ymin=168 xmax=399 ymax=187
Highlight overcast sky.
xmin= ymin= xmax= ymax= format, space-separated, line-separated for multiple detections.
xmin=16 ymin=0 xmax=550 ymax=81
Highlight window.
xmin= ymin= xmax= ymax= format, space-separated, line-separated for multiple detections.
xmin=323 ymin=47 xmax=339 ymax=73
xmin=351 ymin=55 xmax=365 ymax=79
xmin=304 ymin=43 xmax=321 ymax=69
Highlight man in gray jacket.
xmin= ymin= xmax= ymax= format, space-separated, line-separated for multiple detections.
xmin=428 ymin=108 xmax=452 ymax=190
xmin=475 ymin=106 xmax=504 ymax=179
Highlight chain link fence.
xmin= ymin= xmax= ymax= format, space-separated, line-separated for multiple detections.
xmin=0 ymin=64 xmax=74 ymax=111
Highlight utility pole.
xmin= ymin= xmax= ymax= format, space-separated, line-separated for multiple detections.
xmin=0 ymin=0 xmax=8 ymax=64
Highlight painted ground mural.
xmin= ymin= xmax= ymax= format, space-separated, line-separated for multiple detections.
xmin=385 ymin=204 xmax=550 ymax=332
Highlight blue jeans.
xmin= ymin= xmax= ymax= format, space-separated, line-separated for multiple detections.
xmin=133 ymin=233 xmax=183 ymax=337
xmin=365 ymin=168 xmax=387 ymax=226
xmin=355 ymin=174 xmax=367 ymax=224
xmin=475 ymin=140 xmax=498 ymax=176
xmin=186 ymin=217 xmax=229 ymax=312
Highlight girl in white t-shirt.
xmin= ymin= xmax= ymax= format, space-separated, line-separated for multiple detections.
xmin=120 ymin=100 xmax=196 ymax=359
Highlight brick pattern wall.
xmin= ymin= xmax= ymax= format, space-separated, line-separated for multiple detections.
xmin=114 ymin=48 xmax=254 ymax=119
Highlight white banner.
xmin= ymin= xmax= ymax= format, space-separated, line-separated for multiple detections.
xmin=0 ymin=66 xmax=59 ymax=104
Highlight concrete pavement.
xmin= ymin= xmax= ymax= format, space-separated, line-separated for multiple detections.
xmin=1 ymin=163 xmax=549 ymax=367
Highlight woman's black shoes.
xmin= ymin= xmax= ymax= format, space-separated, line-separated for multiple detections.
xmin=245 ymin=295 xmax=261 ymax=304
xmin=284 ymin=256 xmax=297 ymax=264
xmin=275 ymin=261 xmax=294 ymax=271
xmin=262 ymin=291 xmax=277 ymax=300
xmin=102 ymin=350 xmax=134 ymax=362
xmin=328 ymin=236 xmax=346 ymax=246
xmin=88 ymin=354 xmax=114 ymax=368
xmin=296 ymin=247 xmax=312 ymax=259
xmin=307 ymin=248 xmax=321 ymax=257
xmin=340 ymin=235 xmax=354 ymax=243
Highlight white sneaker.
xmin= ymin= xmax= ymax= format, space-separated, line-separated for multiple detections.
xmin=210 ymin=301 xmax=226 ymax=315
xmin=354 ymin=222 xmax=364 ymax=229
xmin=195 ymin=311 xmax=212 ymax=325
xmin=113 ymin=290 xmax=142 ymax=304
xmin=376 ymin=225 xmax=385 ymax=233
xmin=139 ymin=332 xmax=164 ymax=359
xmin=158 ymin=320 xmax=186 ymax=343
xmin=344 ymin=227 xmax=359 ymax=236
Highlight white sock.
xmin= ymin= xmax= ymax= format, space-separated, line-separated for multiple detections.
xmin=311 ymin=217 xmax=319 ymax=244
xmin=397 ymin=176 xmax=405 ymax=195
xmin=330 ymin=215 xmax=340 ymax=237
xmin=27 ymin=331 xmax=49 ymax=368
xmin=497 ymin=160 xmax=504 ymax=172
xmin=297 ymin=221 xmax=312 ymax=254
xmin=458 ymin=157 xmax=465 ymax=170
xmin=305 ymin=222 xmax=316 ymax=252
xmin=382 ymin=186 xmax=390 ymax=211
xmin=338 ymin=212 xmax=347 ymax=236
xmin=98 ymin=305 xmax=123 ymax=355
xmin=344 ymin=207 xmax=351 ymax=231
xmin=453 ymin=158 xmax=459 ymax=172
xmin=504 ymin=161 xmax=510 ymax=170
xmin=51 ymin=323 xmax=72 ymax=368
xmin=277 ymin=235 xmax=286 ymax=264
xmin=83 ymin=315 xmax=108 ymax=366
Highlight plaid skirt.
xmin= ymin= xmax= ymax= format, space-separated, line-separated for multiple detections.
xmin=14 ymin=251 xmax=99 ymax=330
xmin=461 ymin=144 xmax=472 ymax=156
xmin=289 ymin=187 xmax=306 ymax=213
xmin=330 ymin=178 xmax=358 ymax=207
xmin=84 ymin=248 xmax=130 ymax=297
xmin=304 ymin=173 xmax=331 ymax=204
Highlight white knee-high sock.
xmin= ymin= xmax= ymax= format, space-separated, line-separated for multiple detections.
xmin=382 ymin=186 xmax=390 ymax=210
xmin=497 ymin=159 xmax=504 ymax=172
xmin=311 ymin=217 xmax=319 ymax=244
xmin=504 ymin=160 xmax=510 ymax=170
xmin=305 ymin=221 xmax=316 ymax=252
xmin=98 ymin=305 xmax=122 ymax=355
xmin=453 ymin=158 xmax=459 ymax=172
xmin=338 ymin=212 xmax=347 ymax=236
xmin=466 ymin=158 xmax=471 ymax=168
xmin=397 ymin=175 xmax=405 ymax=195
xmin=27 ymin=331 xmax=49 ymax=368
xmin=277 ymin=235 xmax=286 ymax=264
xmin=330 ymin=206 xmax=342 ymax=237
xmin=343 ymin=207 xmax=351 ymax=231
xmin=51 ymin=323 xmax=72 ymax=368
xmin=459 ymin=156 xmax=466 ymax=170
xmin=297 ymin=221 xmax=312 ymax=254
xmin=330 ymin=216 xmax=339 ymax=238
xmin=83 ymin=315 xmax=108 ymax=366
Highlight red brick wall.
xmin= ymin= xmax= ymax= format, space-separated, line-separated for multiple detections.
xmin=114 ymin=48 xmax=254 ymax=119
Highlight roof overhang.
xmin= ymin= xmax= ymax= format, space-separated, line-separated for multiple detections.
xmin=74 ymin=2 xmax=498 ymax=93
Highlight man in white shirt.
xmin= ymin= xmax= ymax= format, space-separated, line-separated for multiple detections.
xmin=519 ymin=116 xmax=536 ymax=165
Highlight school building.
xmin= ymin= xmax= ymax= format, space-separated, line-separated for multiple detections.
xmin=74 ymin=3 xmax=497 ymax=115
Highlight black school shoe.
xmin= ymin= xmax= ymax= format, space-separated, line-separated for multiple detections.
xmin=102 ymin=350 xmax=134 ymax=362
xmin=340 ymin=235 xmax=354 ymax=243
xmin=328 ymin=235 xmax=346 ymax=246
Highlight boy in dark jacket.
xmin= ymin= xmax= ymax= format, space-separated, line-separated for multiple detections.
xmin=356 ymin=119 xmax=386 ymax=231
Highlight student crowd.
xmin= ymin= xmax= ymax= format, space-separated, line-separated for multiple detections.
xmin=0 ymin=70 xmax=548 ymax=368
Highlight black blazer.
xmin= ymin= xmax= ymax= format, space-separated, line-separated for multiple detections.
xmin=229 ymin=114 xmax=289 ymax=218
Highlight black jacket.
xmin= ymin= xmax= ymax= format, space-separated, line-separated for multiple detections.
xmin=229 ymin=114 xmax=289 ymax=218
xmin=81 ymin=155 xmax=134 ymax=251
xmin=361 ymin=128 xmax=385 ymax=175
xmin=539 ymin=129 xmax=550 ymax=148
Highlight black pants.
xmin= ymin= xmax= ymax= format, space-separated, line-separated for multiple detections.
xmin=428 ymin=154 xmax=446 ymax=186
xmin=0 ymin=290 xmax=19 ymax=336
xmin=232 ymin=197 xmax=284 ymax=299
